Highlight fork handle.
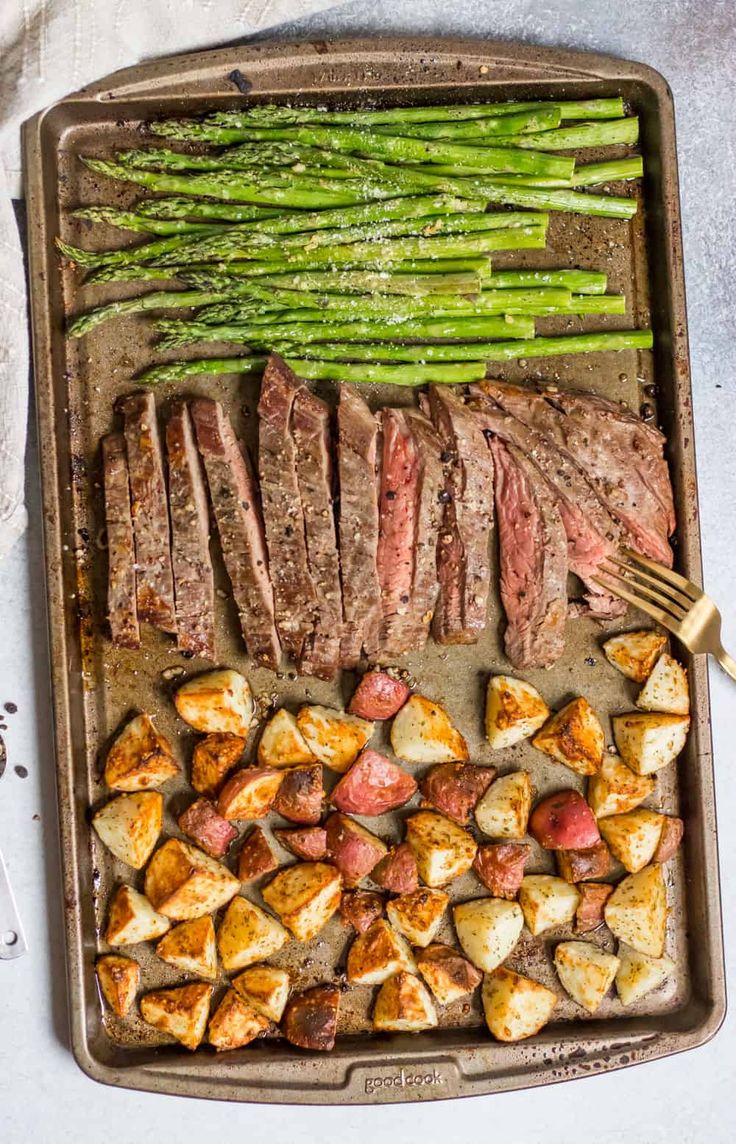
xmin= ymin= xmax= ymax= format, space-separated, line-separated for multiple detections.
xmin=715 ymin=646 xmax=736 ymax=682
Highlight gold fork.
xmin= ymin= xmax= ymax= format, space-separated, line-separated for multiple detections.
xmin=594 ymin=548 xmax=736 ymax=682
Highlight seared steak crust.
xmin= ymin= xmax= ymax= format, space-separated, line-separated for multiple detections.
xmin=101 ymin=432 xmax=140 ymax=649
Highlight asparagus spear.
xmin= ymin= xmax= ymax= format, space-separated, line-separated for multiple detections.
xmin=72 ymin=207 xmax=229 ymax=235
xmin=136 ymin=196 xmax=287 ymax=221
xmin=371 ymin=107 xmax=562 ymax=139
xmin=139 ymin=356 xmax=269 ymax=384
xmin=389 ymin=118 xmax=639 ymax=149
xmin=483 ymin=269 xmax=607 ymax=293
xmin=572 ymin=156 xmax=644 ymax=186
xmin=257 ymin=270 xmax=484 ymax=294
xmin=137 ymin=355 xmax=485 ymax=385
xmin=134 ymin=192 xmax=481 ymax=224
xmin=67 ymin=288 xmax=232 ymax=336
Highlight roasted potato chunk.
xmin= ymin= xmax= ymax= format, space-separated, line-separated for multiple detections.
xmin=603 ymin=629 xmax=667 ymax=683
xmin=529 ymin=789 xmax=600 ymax=851
xmin=587 ymin=753 xmax=656 ymax=819
xmin=349 ymin=670 xmax=410 ymax=721
xmin=419 ymin=762 xmax=496 ymax=826
xmin=613 ymin=712 xmax=690 ymax=775
xmin=373 ymin=971 xmax=437 ymax=1033
xmin=599 ymin=809 xmax=667 ymax=873
xmin=105 ymin=884 xmax=170 ymax=946
xmin=331 ymin=750 xmax=416 ymax=816
xmin=482 ymin=968 xmax=558 ymax=1042
xmin=615 ymin=942 xmax=676 ymax=1006
xmin=232 ymin=965 xmax=290 ymax=1023
xmin=532 ymin=698 xmax=605 ymax=776
xmin=653 ymin=816 xmax=684 ymax=863
xmin=485 ymin=675 xmax=549 ymax=749
xmin=415 ymin=943 xmax=482 ymax=1005
xmin=453 ymin=897 xmax=524 ymax=972
xmin=258 ymin=708 xmax=316 ymax=768
xmin=140 ymin=982 xmax=212 ymax=1050
xmin=144 ymin=838 xmax=240 ymax=920
xmin=604 ymin=864 xmax=667 ymax=957
xmin=636 ymin=653 xmax=689 ymax=715
xmin=556 ymin=842 xmax=612 ymax=884
xmin=217 ymin=766 xmax=284 ymax=821
xmin=272 ymin=763 xmax=323 ymax=825
xmin=174 ymin=669 xmax=254 ymax=736
xmin=386 ymin=888 xmax=449 ymax=948
xmin=95 ymin=955 xmax=140 ymax=1018
xmin=518 ymin=875 xmax=580 ymax=937
xmin=92 ymin=791 xmax=162 ymax=869
xmin=554 ymin=941 xmax=620 ymax=1014
xmin=282 ymin=984 xmax=339 ymax=1051
xmin=390 ymin=694 xmax=468 ymax=764
xmin=261 ymin=862 xmax=342 ymax=941
xmin=155 ymin=916 xmax=218 ymax=981
xmin=473 ymin=843 xmax=530 ymax=899
xmin=177 ymin=797 xmax=237 ymax=859
xmin=474 ymin=771 xmax=532 ymax=840
xmin=237 ymin=826 xmax=279 ymax=882
xmin=405 ymin=810 xmax=477 ymax=887
xmin=208 ymin=989 xmax=269 ymax=1051
xmin=104 ymin=713 xmax=179 ymax=791
xmin=217 ymin=896 xmax=289 ymax=971
xmin=372 ymin=843 xmax=418 ymax=894
xmin=296 ymin=705 xmax=374 ymax=773
xmin=575 ymin=882 xmax=615 ymax=935
xmin=190 ymin=732 xmax=245 ymax=798
xmin=325 ymin=813 xmax=387 ymax=885
xmin=346 ymin=918 xmax=416 ymax=985
xmin=339 ymin=890 xmax=385 ymax=935
xmin=274 ymin=826 xmax=328 ymax=862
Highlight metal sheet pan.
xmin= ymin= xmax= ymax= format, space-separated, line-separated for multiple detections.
xmin=23 ymin=36 xmax=725 ymax=1104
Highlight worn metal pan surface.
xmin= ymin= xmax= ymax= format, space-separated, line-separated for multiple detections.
xmin=23 ymin=36 xmax=724 ymax=1104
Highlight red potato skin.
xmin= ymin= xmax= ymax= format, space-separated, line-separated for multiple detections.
xmin=177 ymin=798 xmax=238 ymax=858
xmin=325 ymin=812 xmax=386 ymax=886
xmin=372 ymin=843 xmax=419 ymax=894
xmin=282 ymin=984 xmax=340 ymax=1051
xmin=529 ymin=789 xmax=601 ymax=850
xmin=556 ymin=841 xmax=612 ymax=884
xmin=574 ymin=882 xmax=614 ymax=934
xmin=473 ymin=842 xmax=530 ymax=899
xmin=274 ymin=827 xmax=328 ymax=861
xmin=272 ymin=764 xmax=324 ymax=825
xmin=348 ymin=671 xmax=411 ymax=720
xmin=420 ymin=762 xmax=497 ymax=826
xmin=340 ymin=889 xmax=385 ymax=934
xmin=331 ymin=749 xmax=417 ymax=816
xmin=237 ymin=826 xmax=279 ymax=881
xmin=653 ymin=816 xmax=684 ymax=863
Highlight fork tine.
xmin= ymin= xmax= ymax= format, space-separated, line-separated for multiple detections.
xmin=593 ymin=574 xmax=684 ymax=633
xmin=607 ymin=554 xmax=694 ymax=612
xmin=621 ymin=547 xmax=701 ymax=601
xmin=599 ymin=564 xmax=688 ymax=619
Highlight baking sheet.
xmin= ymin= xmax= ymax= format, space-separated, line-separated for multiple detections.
xmin=23 ymin=36 xmax=725 ymax=1103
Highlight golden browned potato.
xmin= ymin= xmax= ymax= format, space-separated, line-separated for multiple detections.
xmin=92 ymin=791 xmax=162 ymax=869
xmin=372 ymin=971 xmax=438 ymax=1033
xmin=615 ymin=942 xmax=676 ymax=1005
xmin=217 ymin=767 xmax=284 ymax=821
xmin=155 ymin=916 xmax=218 ymax=981
xmin=604 ymin=864 xmax=667 ymax=957
xmin=612 ymin=712 xmax=690 ymax=775
xmin=261 ymin=862 xmax=342 ymax=941
xmin=482 ymin=968 xmax=558 ymax=1042
xmin=474 ymin=771 xmax=532 ymax=839
xmin=453 ymin=897 xmax=524 ymax=972
xmin=532 ymin=698 xmax=605 ymax=776
xmin=386 ymin=888 xmax=449 ymax=948
xmin=258 ymin=709 xmax=316 ymax=768
xmin=586 ymin=754 xmax=656 ymax=819
xmin=95 ymin=955 xmax=140 ymax=1018
xmin=104 ymin=885 xmax=170 ymax=946
xmin=232 ymin=965 xmax=290 ymax=1023
xmin=485 ymin=676 xmax=549 ymax=750
xmin=346 ymin=919 xmax=417 ymax=985
xmin=217 ymin=896 xmax=289 ymax=971
xmin=144 ymin=838 xmax=240 ymax=920
xmin=175 ymin=669 xmax=254 ymax=736
xmin=636 ymin=653 xmax=689 ymax=716
xmin=390 ymin=694 xmax=468 ymax=764
xmin=405 ymin=810 xmax=477 ymax=887
xmin=191 ymin=733 xmax=245 ymax=798
xmin=139 ymin=982 xmax=213 ymax=1050
xmin=415 ymin=943 xmax=482 ymax=1006
xmin=599 ymin=809 xmax=667 ymax=873
xmin=207 ymin=989 xmax=269 ymax=1051
xmin=104 ymin=713 xmax=180 ymax=791
xmin=296 ymin=705 xmax=374 ymax=773
xmin=518 ymin=875 xmax=580 ymax=937
xmin=603 ymin=629 xmax=667 ymax=682
xmin=554 ymin=941 xmax=620 ymax=1013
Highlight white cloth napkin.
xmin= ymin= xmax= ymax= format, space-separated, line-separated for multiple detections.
xmin=0 ymin=0 xmax=344 ymax=561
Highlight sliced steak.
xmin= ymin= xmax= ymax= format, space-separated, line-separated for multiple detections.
xmin=166 ymin=401 xmax=216 ymax=660
xmin=118 ymin=391 xmax=176 ymax=633
xmin=403 ymin=410 xmax=444 ymax=649
xmin=292 ymin=388 xmax=343 ymax=680
xmin=376 ymin=408 xmax=420 ymax=655
xmin=191 ymin=397 xmax=280 ymax=670
xmin=428 ymin=385 xmax=494 ymax=644
xmin=101 ymin=433 xmax=140 ymax=649
xmin=483 ymin=381 xmax=674 ymax=566
xmin=336 ymin=385 xmax=382 ymax=666
xmin=489 ymin=436 xmax=568 ymax=669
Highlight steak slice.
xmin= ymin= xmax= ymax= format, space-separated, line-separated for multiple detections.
xmin=118 ymin=392 xmax=176 ymax=633
xmin=336 ymin=385 xmax=382 ymax=666
xmin=376 ymin=408 xmax=420 ymax=655
xmin=490 ymin=436 xmax=568 ymax=668
xmin=101 ymin=433 xmax=140 ymax=649
xmin=483 ymin=381 xmax=674 ymax=566
xmin=257 ymin=355 xmax=317 ymax=662
xmin=402 ymin=410 xmax=444 ymax=649
xmin=191 ymin=398 xmax=280 ymax=670
xmin=292 ymin=388 xmax=343 ymax=680
xmin=428 ymin=385 xmax=494 ymax=644
xmin=166 ymin=401 xmax=216 ymax=660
